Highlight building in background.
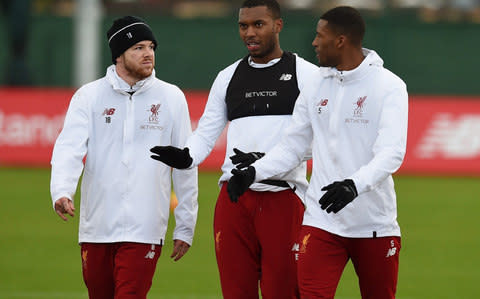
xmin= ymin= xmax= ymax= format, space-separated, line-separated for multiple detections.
xmin=1 ymin=0 xmax=479 ymax=174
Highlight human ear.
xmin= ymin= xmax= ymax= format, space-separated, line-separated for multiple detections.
xmin=275 ymin=18 xmax=283 ymax=33
xmin=336 ymin=35 xmax=346 ymax=48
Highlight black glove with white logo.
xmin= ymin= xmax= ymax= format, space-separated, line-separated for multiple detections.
xmin=230 ymin=148 xmax=265 ymax=169
xmin=227 ymin=166 xmax=256 ymax=203
xmin=319 ymin=179 xmax=358 ymax=213
xmin=150 ymin=146 xmax=193 ymax=169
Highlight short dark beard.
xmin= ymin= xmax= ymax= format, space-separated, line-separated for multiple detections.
xmin=124 ymin=59 xmax=153 ymax=81
xmin=318 ymin=52 xmax=340 ymax=68
xmin=250 ymin=30 xmax=277 ymax=60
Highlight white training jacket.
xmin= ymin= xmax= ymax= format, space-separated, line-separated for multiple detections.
xmin=185 ymin=54 xmax=319 ymax=200
xmin=253 ymin=49 xmax=408 ymax=238
xmin=50 ymin=65 xmax=198 ymax=245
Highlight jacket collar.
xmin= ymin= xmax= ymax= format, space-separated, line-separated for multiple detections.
xmin=322 ymin=48 xmax=383 ymax=83
xmin=106 ymin=65 xmax=155 ymax=95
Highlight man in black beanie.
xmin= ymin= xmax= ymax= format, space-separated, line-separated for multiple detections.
xmin=50 ymin=15 xmax=198 ymax=299
xmin=107 ymin=16 xmax=157 ymax=64
xmin=107 ymin=15 xmax=158 ymax=85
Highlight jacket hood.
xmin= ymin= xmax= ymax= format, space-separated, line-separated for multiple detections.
xmin=323 ymin=48 xmax=384 ymax=83
xmin=106 ymin=64 xmax=156 ymax=94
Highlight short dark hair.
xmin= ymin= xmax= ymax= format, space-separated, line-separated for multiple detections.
xmin=320 ymin=6 xmax=365 ymax=45
xmin=241 ymin=0 xmax=281 ymax=19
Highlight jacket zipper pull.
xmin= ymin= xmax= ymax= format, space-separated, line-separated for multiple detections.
xmin=127 ymin=90 xmax=135 ymax=100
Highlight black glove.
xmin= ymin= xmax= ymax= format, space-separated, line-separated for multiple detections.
xmin=150 ymin=146 xmax=193 ymax=169
xmin=230 ymin=148 xmax=265 ymax=169
xmin=227 ymin=166 xmax=256 ymax=203
xmin=319 ymin=179 xmax=358 ymax=213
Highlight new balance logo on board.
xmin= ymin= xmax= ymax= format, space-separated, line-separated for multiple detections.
xmin=416 ymin=113 xmax=480 ymax=159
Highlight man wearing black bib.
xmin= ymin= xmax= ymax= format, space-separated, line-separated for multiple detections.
xmin=150 ymin=1 xmax=318 ymax=298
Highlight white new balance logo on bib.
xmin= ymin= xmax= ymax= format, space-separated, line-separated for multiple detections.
xmin=279 ymin=73 xmax=292 ymax=81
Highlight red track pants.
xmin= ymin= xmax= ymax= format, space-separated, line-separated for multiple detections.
xmin=214 ymin=183 xmax=304 ymax=299
xmin=297 ymin=226 xmax=401 ymax=299
xmin=80 ymin=242 xmax=161 ymax=299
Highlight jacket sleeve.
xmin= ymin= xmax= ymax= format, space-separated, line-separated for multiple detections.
xmin=185 ymin=70 xmax=230 ymax=166
xmin=295 ymin=56 xmax=318 ymax=162
xmin=50 ymin=89 xmax=89 ymax=207
xmin=349 ymin=85 xmax=408 ymax=194
xmin=253 ymin=92 xmax=314 ymax=181
xmin=171 ymin=90 xmax=199 ymax=246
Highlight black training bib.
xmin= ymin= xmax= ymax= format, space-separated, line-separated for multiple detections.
xmin=226 ymin=51 xmax=300 ymax=121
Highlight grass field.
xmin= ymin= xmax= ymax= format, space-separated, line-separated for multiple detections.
xmin=0 ymin=167 xmax=479 ymax=299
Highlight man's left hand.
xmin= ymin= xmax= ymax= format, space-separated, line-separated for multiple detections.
xmin=227 ymin=166 xmax=256 ymax=203
xmin=319 ymin=179 xmax=358 ymax=213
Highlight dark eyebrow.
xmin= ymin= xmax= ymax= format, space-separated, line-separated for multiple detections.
xmin=239 ymin=19 xmax=266 ymax=25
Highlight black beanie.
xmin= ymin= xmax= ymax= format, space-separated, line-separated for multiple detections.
xmin=107 ymin=16 xmax=157 ymax=64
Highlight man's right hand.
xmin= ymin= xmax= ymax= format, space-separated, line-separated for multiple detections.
xmin=170 ymin=239 xmax=191 ymax=262
xmin=54 ymin=197 xmax=75 ymax=221
xmin=150 ymin=146 xmax=193 ymax=169
xmin=230 ymin=148 xmax=265 ymax=169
